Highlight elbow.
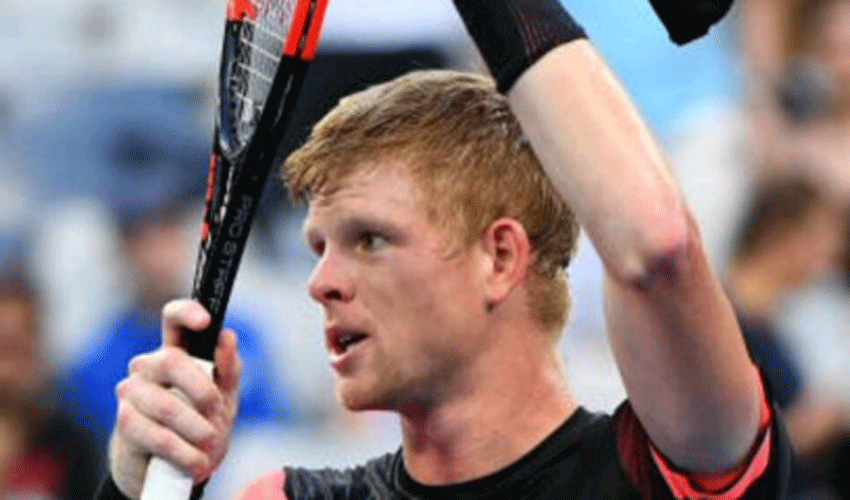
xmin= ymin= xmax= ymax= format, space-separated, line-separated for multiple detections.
xmin=635 ymin=229 xmax=692 ymax=291
xmin=612 ymin=208 xmax=696 ymax=290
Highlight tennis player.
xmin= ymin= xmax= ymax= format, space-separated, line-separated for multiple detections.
xmin=96 ymin=1 xmax=790 ymax=499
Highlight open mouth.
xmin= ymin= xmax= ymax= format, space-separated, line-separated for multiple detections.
xmin=330 ymin=330 xmax=369 ymax=355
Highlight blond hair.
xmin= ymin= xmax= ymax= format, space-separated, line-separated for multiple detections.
xmin=284 ymin=70 xmax=579 ymax=335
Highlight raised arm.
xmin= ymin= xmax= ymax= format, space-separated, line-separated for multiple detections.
xmin=507 ymin=41 xmax=761 ymax=474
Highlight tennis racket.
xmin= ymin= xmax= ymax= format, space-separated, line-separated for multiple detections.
xmin=140 ymin=0 xmax=328 ymax=498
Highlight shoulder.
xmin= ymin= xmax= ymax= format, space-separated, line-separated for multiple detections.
xmin=515 ymin=407 xmax=641 ymax=498
xmin=62 ymin=310 xmax=150 ymax=393
xmin=236 ymin=469 xmax=287 ymax=500
xmin=282 ymin=452 xmax=398 ymax=500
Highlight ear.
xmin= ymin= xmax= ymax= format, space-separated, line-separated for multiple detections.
xmin=481 ymin=218 xmax=532 ymax=308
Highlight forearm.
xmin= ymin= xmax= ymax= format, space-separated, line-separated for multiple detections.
xmin=508 ymin=41 xmax=761 ymax=471
xmin=507 ymin=41 xmax=689 ymax=285
xmin=605 ymin=224 xmax=761 ymax=472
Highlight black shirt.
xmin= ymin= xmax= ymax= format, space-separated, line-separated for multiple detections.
xmin=283 ymin=403 xmax=791 ymax=500
xmin=95 ymin=400 xmax=791 ymax=499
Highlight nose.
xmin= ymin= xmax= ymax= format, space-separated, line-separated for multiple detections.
xmin=308 ymin=248 xmax=355 ymax=305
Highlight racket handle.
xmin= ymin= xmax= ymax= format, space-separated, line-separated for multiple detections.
xmin=140 ymin=358 xmax=215 ymax=500
xmin=140 ymin=457 xmax=193 ymax=500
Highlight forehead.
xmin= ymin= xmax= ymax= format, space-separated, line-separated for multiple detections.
xmin=302 ymin=163 xmax=427 ymax=231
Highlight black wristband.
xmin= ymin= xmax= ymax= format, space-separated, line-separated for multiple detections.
xmin=453 ymin=0 xmax=587 ymax=93
xmin=648 ymin=0 xmax=734 ymax=45
xmin=93 ymin=474 xmax=207 ymax=500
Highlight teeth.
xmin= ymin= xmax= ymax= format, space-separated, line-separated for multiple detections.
xmin=340 ymin=333 xmax=356 ymax=347
xmin=338 ymin=332 xmax=366 ymax=352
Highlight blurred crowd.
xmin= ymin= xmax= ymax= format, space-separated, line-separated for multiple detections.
xmin=2 ymin=0 xmax=850 ymax=498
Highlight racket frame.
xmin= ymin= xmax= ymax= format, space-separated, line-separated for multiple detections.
xmin=186 ymin=0 xmax=327 ymax=361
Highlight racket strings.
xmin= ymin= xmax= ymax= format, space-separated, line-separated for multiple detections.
xmin=228 ymin=0 xmax=299 ymax=146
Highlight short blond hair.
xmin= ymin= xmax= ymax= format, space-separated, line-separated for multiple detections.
xmin=284 ymin=70 xmax=579 ymax=335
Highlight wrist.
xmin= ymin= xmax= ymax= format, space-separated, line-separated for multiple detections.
xmin=452 ymin=0 xmax=587 ymax=93
xmin=108 ymin=433 xmax=148 ymax=500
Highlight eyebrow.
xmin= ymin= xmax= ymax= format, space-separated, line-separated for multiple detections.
xmin=303 ymin=214 xmax=405 ymax=243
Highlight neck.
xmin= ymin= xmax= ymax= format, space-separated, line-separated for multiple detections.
xmin=398 ymin=338 xmax=575 ymax=485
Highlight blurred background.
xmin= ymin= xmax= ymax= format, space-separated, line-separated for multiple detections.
xmin=1 ymin=0 xmax=850 ymax=498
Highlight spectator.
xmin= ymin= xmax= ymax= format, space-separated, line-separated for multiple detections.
xmin=726 ymin=175 xmax=850 ymax=499
xmin=62 ymin=125 xmax=293 ymax=447
xmin=0 ymin=237 xmax=102 ymax=500
xmin=741 ymin=0 xmax=850 ymax=198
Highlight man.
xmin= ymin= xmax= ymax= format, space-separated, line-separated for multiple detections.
xmin=64 ymin=185 xmax=290 ymax=445
xmin=97 ymin=1 xmax=789 ymax=499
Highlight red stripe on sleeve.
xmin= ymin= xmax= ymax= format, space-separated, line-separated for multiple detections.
xmin=650 ymin=366 xmax=773 ymax=499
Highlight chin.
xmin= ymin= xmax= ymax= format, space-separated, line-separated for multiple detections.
xmin=337 ymin=383 xmax=378 ymax=412
xmin=336 ymin=380 xmax=397 ymax=412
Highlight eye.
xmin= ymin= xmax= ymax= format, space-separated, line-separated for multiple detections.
xmin=307 ymin=236 xmax=325 ymax=257
xmin=355 ymin=231 xmax=389 ymax=253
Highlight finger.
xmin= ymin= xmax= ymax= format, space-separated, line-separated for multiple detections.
xmin=116 ymin=399 xmax=211 ymax=482
xmin=134 ymin=347 xmax=223 ymax=415
xmin=214 ymin=329 xmax=242 ymax=397
xmin=128 ymin=352 xmax=153 ymax=375
xmin=118 ymin=375 xmax=218 ymax=450
xmin=161 ymin=300 xmax=211 ymax=347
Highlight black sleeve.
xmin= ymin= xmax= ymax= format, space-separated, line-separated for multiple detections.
xmin=284 ymin=466 xmax=375 ymax=500
xmin=93 ymin=475 xmax=131 ymax=500
xmin=284 ymin=453 xmax=398 ymax=500
xmin=64 ymin=428 xmax=103 ymax=500
xmin=648 ymin=0 xmax=735 ymax=44
xmin=614 ymin=394 xmax=793 ymax=499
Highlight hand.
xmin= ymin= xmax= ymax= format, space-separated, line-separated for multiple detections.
xmin=108 ymin=299 xmax=242 ymax=499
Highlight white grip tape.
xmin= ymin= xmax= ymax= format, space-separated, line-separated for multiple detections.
xmin=140 ymin=357 xmax=215 ymax=500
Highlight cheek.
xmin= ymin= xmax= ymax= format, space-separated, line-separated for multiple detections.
xmin=367 ymin=259 xmax=469 ymax=346
xmin=368 ymin=263 xmax=442 ymax=332
xmin=408 ymin=263 xmax=485 ymax=353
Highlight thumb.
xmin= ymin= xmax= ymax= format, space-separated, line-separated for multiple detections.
xmin=161 ymin=299 xmax=211 ymax=347
xmin=214 ymin=328 xmax=242 ymax=398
